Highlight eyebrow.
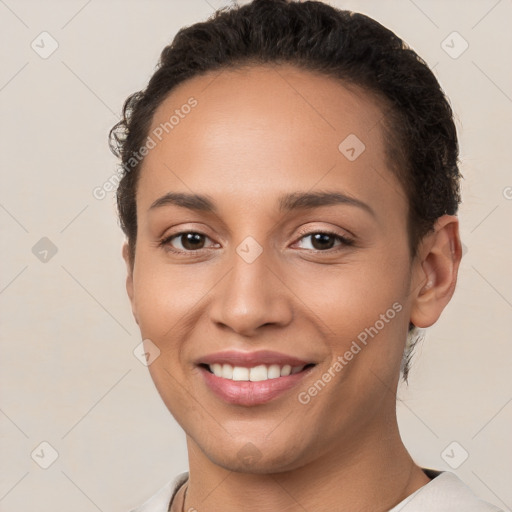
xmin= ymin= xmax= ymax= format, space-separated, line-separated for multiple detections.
xmin=149 ymin=191 xmax=376 ymax=218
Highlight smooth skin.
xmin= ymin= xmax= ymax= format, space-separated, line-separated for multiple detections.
xmin=122 ymin=64 xmax=462 ymax=512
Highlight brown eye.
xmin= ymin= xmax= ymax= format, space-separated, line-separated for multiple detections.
xmin=178 ymin=233 xmax=206 ymax=250
xmin=296 ymin=231 xmax=354 ymax=251
xmin=161 ymin=232 xmax=215 ymax=252
xmin=309 ymin=233 xmax=337 ymax=250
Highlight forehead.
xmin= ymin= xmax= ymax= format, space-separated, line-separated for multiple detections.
xmin=137 ymin=64 xmax=404 ymax=219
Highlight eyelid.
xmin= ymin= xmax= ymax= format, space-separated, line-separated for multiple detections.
xmin=292 ymin=226 xmax=355 ymax=250
xmin=159 ymin=225 xmax=355 ymax=255
xmin=158 ymin=221 xmax=218 ymax=243
xmin=159 ymin=230 xmax=218 ymax=253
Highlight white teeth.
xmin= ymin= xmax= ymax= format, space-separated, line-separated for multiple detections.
xmin=267 ymin=364 xmax=281 ymax=379
xmin=232 ymin=366 xmax=249 ymax=381
xmin=281 ymin=364 xmax=292 ymax=376
xmin=211 ymin=363 xmax=223 ymax=377
xmin=249 ymin=364 xmax=267 ymax=382
xmin=221 ymin=363 xmax=233 ymax=379
xmin=207 ymin=363 xmax=306 ymax=381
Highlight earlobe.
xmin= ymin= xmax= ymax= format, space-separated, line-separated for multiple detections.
xmin=122 ymin=242 xmax=139 ymax=325
xmin=409 ymin=215 xmax=462 ymax=329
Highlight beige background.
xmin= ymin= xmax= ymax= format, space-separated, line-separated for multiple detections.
xmin=0 ymin=0 xmax=511 ymax=510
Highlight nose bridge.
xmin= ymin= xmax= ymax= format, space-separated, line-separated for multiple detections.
xmin=210 ymin=235 xmax=292 ymax=334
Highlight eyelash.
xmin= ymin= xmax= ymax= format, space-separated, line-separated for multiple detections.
xmin=295 ymin=227 xmax=355 ymax=252
xmin=158 ymin=228 xmax=355 ymax=256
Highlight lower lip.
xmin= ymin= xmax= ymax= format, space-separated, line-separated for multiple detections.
xmin=199 ymin=366 xmax=315 ymax=406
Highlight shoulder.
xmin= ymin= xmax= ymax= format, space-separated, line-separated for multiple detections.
xmin=389 ymin=469 xmax=504 ymax=512
xmin=129 ymin=471 xmax=189 ymax=512
xmin=127 ymin=468 xmax=503 ymax=512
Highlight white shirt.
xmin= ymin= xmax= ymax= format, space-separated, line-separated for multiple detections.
xmin=130 ymin=468 xmax=504 ymax=512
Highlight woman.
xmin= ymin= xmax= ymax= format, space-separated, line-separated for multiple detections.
xmin=109 ymin=1 xmax=502 ymax=510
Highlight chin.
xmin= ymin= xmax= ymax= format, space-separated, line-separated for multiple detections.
xmin=195 ymin=435 xmax=312 ymax=475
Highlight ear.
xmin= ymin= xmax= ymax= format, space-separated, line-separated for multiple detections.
xmin=122 ymin=241 xmax=139 ymax=326
xmin=409 ymin=215 xmax=462 ymax=329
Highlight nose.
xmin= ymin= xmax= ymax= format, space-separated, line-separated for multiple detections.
xmin=209 ymin=243 xmax=294 ymax=336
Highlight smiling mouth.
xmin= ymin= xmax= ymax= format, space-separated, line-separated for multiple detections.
xmin=199 ymin=363 xmax=316 ymax=382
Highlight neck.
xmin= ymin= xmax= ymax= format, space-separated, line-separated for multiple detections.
xmin=181 ymin=413 xmax=430 ymax=512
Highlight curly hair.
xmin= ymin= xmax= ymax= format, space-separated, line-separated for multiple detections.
xmin=109 ymin=0 xmax=462 ymax=382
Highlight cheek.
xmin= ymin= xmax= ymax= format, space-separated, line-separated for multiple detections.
xmin=132 ymin=256 xmax=207 ymax=339
xmin=291 ymin=251 xmax=411 ymax=385
xmin=132 ymin=236 xmax=411 ymax=350
xmin=294 ymin=254 xmax=408 ymax=335
xmin=131 ymin=259 xmax=206 ymax=418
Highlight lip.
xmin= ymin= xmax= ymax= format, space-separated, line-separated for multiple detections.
xmin=196 ymin=349 xmax=314 ymax=367
xmin=199 ymin=366 xmax=316 ymax=406
xmin=196 ymin=350 xmax=317 ymax=406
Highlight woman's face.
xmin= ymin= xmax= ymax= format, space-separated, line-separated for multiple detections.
xmin=124 ymin=64 xmax=430 ymax=472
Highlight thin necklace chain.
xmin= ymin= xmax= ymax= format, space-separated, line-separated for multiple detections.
xmin=179 ymin=463 xmax=419 ymax=511
xmin=180 ymin=483 xmax=189 ymax=512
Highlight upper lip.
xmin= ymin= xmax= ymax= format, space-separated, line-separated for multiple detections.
xmin=196 ymin=350 xmax=315 ymax=368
